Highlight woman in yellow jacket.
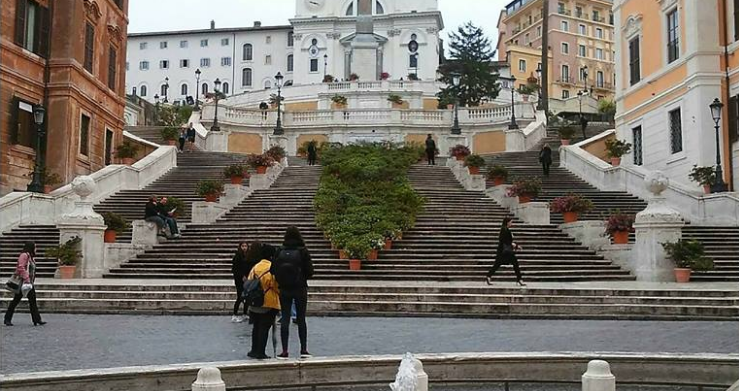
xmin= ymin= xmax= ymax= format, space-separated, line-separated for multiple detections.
xmin=247 ymin=245 xmax=281 ymax=360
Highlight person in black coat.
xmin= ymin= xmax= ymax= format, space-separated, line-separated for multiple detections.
xmin=539 ymin=144 xmax=553 ymax=177
xmin=230 ymin=241 xmax=251 ymax=322
xmin=307 ymin=141 xmax=318 ymax=166
xmin=144 ymin=195 xmax=168 ymax=237
xmin=425 ymin=134 xmax=437 ymax=165
xmin=486 ymin=217 xmax=526 ymax=286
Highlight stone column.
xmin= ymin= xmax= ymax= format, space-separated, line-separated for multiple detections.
xmin=56 ymin=176 xmax=106 ymax=278
xmin=633 ymin=172 xmax=685 ymax=282
xmin=192 ymin=367 xmax=226 ymax=391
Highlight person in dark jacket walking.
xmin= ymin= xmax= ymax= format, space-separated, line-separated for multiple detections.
xmin=186 ymin=123 xmax=196 ymax=152
xmin=271 ymin=226 xmax=314 ymax=359
xmin=231 ymin=241 xmax=250 ymax=322
xmin=178 ymin=127 xmax=187 ymax=152
xmin=4 ymin=242 xmax=45 ymax=326
xmin=539 ymin=144 xmax=553 ymax=177
xmin=425 ymin=134 xmax=437 ymax=165
xmin=307 ymin=141 xmax=318 ymax=166
xmin=486 ymin=217 xmax=526 ymax=286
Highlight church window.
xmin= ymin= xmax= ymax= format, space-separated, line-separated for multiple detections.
xmin=376 ymin=1 xmax=384 ymax=14
xmin=287 ymin=32 xmax=294 ymax=47
xmin=409 ymin=54 xmax=418 ymax=68
xmin=242 ymin=68 xmax=253 ymax=87
xmin=243 ymin=44 xmax=253 ymax=61
xmin=287 ymin=54 xmax=294 ymax=72
xmin=202 ymin=83 xmax=209 ymax=95
xmin=223 ymin=82 xmax=229 ymax=94
xmin=264 ymin=80 xmax=272 ymax=89
xmin=181 ymin=83 xmax=188 ymax=96
xmin=140 ymin=85 xmax=147 ymax=97
xmin=310 ymin=58 xmax=319 ymax=73
xmin=346 ymin=2 xmax=354 ymax=15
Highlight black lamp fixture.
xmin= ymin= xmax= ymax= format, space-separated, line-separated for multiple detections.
xmin=710 ymin=98 xmax=728 ymax=193
xmin=509 ymin=74 xmax=518 ymax=130
xmin=194 ymin=68 xmax=202 ymax=110
xmin=535 ymin=64 xmax=543 ymax=111
xmin=211 ymin=78 xmax=222 ymax=132
xmin=582 ymin=65 xmax=589 ymax=94
xmin=323 ymin=54 xmax=328 ymax=77
xmin=163 ymin=77 xmax=170 ymax=103
xmin=274 ymin=71 xmax=285 ymax=135
xmin=450 ymin=71 xmax=462 ymax=135
xmin=577 ymin=90 xmax=588 ymax=140
xmin=27 ymin=105 xmax=47 ymax=193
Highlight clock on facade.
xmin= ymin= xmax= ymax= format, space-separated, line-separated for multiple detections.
xmin=305 ymin=0 xmax=325 ymax=10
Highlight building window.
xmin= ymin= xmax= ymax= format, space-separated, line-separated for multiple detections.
xmin=310 ymin=58 xmax=319 ymax=72
xmin=221 ymin=57 xmax=232 ymax=66
xmin=264 ymin=80 xmax=272 ymax=90
xmin=561 ymin=42 xmax=569 ymax=54
xmin=346 ymin=2 xmax=354 ymax=15
xmin=562 ymin=90 xmax=570 ymax=99
xmin=108 ymin=46 xmax=117 ymax=91
xmin=592 ymin=10 xmax=601 ymax=22
xmin=561 ymin=64 xmax=569 ymax=82
xmin=139 ymin=61 xmax=149 ymax=70
xmin=180 ymin=40 xmax=188 ymax=48
xmin=579 ymin=44 xmax=587 ymax=57
xmin=266 ymin=36 xmax=272 ymax=44
xmin=132 ymin=87 xmax=136 ymax=96
xmin=667 ymin=8 xmax=680 ymax=63
xmin=537 ymin=26 xmax=542 ymax=37
xmin=126 ymin=62 xmax=129 ymax=71
xmin=668 ymin=108 xmax=683 ymax=154
xmin=79 ymin=114 xmax=90 ymax=157
xmin=84 ymin=23 xmax=94 ymax=72
xmin=561 ymin=20 xmax=569 ymax=32
xmin=524 ymin=33 xmax=529 ymax=45
xmin=265 ymin=55 xmax=272 ymax=65
xmin=105 ymin=129 xmax=114 ymax=165
xmin=10 ymin=98 xmax=37 ymax=148
xmin=518 ymin=59 xmax=526 ymax=72
xmin=595 ymin=28 xmax=603 ymax=39
xmin=595 ymin=48 xmax=604 ymax=60
xmin=160 ymin=84 xmax=168 ymax=97
xmin=632 ymin=126 xmax=643 ymax=166
xmin=140 ymin=42 xmax=147 ymax=50
xmin=579 ymin=24 xmax=587 ymax=35
xmin=159 ymin=60 xmax=169 ymax=69
xmin=629 ymin=37 xmax=641 ymax=85
xmin=200 ymin=39 xmax=208 ymax=47
xmin=200 ymin=58 xmax=211 ymax=67
xmin=202 ymin=83 xmax=209 ymax=95
xmin=596 ymin=71 xmax=604 ymax=87
xmin=222 ymin=82 xmax=229 ymax=94
xmin=14 ymin=0 xmax=50 ymax=57
xmin=243 ymin=44 xmax=253 ymax=61
xmin=221 ymin=38 xmax=229 ymax=46
xmin=180 ymin=59 xmax=190 ymax=68
xmin=242 ymin=68 xmax=253 ymax=87
xmin=579 ymin=67 xmax=588 ymax=81
xmin=376 ymin=0 xmax=384 ymax=14
xmin=287 ymin=31 xmax=294 ymax=47
xmin=287 ymin=54 xmax=294 ymax=72
xmin=160 ymin=41 xmax=168 ymax=49
xmin=576 ymin=6 xmax=583 ymax=18
xmin=140 ymin=85 xmax=147 ymax=97
xmin=734 ymin=0 xmax=739 ymax=41
xmin=181 ymin=83 xmax=188 ymax=96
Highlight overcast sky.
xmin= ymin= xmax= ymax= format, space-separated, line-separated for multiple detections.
xmin=128 ymin=0 xmax=509 ymax=48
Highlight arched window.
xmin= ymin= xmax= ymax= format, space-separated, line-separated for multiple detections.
xmin=161 ymin=84 xmax=168 ymax=96
xmin=287 ymin=32 xmax=294 ymax=47
xmin=376 ymin=1 xmax=384 ymax=14
xmin=287 ymin=54 xmax=294 ymax=72
xmin=181 ymin=83 xmax=188 ymax=96
xmin=202 ymin=83 xmax=208 ymax=95
xmin=243 ymin=44 xmax=253 ymax=61
xmin=140 ymin=85 xmax=147 ymax=97
xmin=264 ymin=80 xmax=272 ymax=89
xmin=346 ymin=2 xmax=354 ymax=15
xmin=132 ymin=87 xmax=137 ymax=96
xmin=242 ymin=68 xmax=253 ymax=87
xmin=409 ymin=54 xmax=418 ymax=68
xmin=222 ymin=82 xmax=229 ymax=94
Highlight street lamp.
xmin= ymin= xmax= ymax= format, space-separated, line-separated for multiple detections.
xmin=581 ymin=65 xmax=589 ymax=94
xmin=274 ymin=72 xmax=285 ymax=135
xmin=536 ymin=64 xmax=543 ymax=111
xmin=509 ymin=75 xmax=518 ymax=130
xmin=710 ymin=98 xmax=728 ymax=193
xmin=450 ymin=71 xmax=462 ymax=135
xmin=211 ymin=78 xmax=222 ymax=132
xmin=194 ymin=68 xmax=201 ymax=110
xmin=27 ymin=105 xmax=47 ymax=193
xmin=163 ymin=77 xmax=169 ymax=103
xmin=577 ymin=90 xmax=588 ymax=140
xmin=323 ymin=54 xmax=328 ymax=78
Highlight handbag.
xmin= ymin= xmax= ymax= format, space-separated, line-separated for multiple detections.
xmin=5 ymin=274 xmax=22 ymax=294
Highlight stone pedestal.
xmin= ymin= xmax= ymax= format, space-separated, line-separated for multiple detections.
xmin=57 ymin=176 xmax=106 ymax=278
xmin=249 ymin=174 xmax=271 ymax=190
xmin=192 ymin=367 xmax=226 ymax=391
xmin=205 ymin=130 xmax=229 ymax=152
xmin=443 ymin=136 xmax=468 ymax=156
xmin=513 ymin=202 xmax=550 ymax=225
xmin=192 ymin=202 xmax=229 ymax=224
xmin=221 ymin=184 xmax=251 ymax=207
xmin=132 ymin=220 xmax=160 ymax=247
xmin=599 ymin=243 xmax=634 ymax=271
xmin=105 ymin=243 xmax=148 ymax=272
xmin=269 ymin=135 xmax=288 ymax=152
xmin=633 ymin=172 xmax=685 ymax=282
xmin=463 ymin=174 xmax=486 ymax=191
xmin=582 ymin=360 xmax=615 ymax=391
xmin=559 ymin=221 xmax=609 ymax=250
xmin=485 ymin=185 xmax=518 ymax=210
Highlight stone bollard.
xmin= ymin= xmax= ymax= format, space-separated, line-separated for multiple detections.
xmin=485 ymin=185 xmax=517 ymax=210
xmin=249 ymin=174 xmax=271 ymax=190
xmin=389 ymin=353 xmax=428 ymax=391
xmin=192 ymin=367 xmax=226 ymax=391
xmin=513 ymin=202 xmax=550 ymax=225
xmin=132 ymin=220 xmax=159 ymax=247
xmin=582 ymin=360 xmax=615 ymax=391
xmin=220 ymin=184 xmax=250 ymax=207
xmin=57 ymin=176 xmax=106 ymax=278
xmin=191 ymin=202 xmax=229 ymax=224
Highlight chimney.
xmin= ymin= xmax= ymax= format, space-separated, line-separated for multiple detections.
xmin=210 ymin=20 xmax=216 ymax=29
xmin=253 ymin=21 xmax=262 ymax=27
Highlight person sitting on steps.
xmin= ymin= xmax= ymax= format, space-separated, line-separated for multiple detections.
xmin=144 ymin=195 xmax=172 ymax=239
xmin=158 ymin=197 xmax=181 ymax=238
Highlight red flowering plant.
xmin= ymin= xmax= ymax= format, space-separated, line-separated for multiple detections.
xmin=605 ymin=210 xmax=636 ymax=235
xmin=550 ymin=193 xmax=594 ymax=213
xmin=381 ymin=72 xmax=390 ymax=80
xmin=448 ymin=144 xmax=471 ymax=159
xmin=246 ymin=154 xmax=275 ymax=169
xmin=506 ymin=178 xmax=542 ymax=198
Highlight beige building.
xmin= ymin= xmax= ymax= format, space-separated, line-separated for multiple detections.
xmin=497 ymin=0 xmax=616 ymax=102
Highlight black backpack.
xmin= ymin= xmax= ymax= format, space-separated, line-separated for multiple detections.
xmin=272 ymin=248 xmax=303 ymax=290
xmin=242 ymin=270 xmax=270 ymax=307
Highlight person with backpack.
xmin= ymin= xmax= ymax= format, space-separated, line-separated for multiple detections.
xmin=271 ymin=226 xmax=314 ymax=359
xmin=245 ymin=244 xmax=279 ymax=360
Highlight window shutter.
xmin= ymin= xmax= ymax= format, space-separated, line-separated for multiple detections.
xmin=734 ymin=0 xmax=739 ymax=41
xmin=9 ymin=97 xmax=20 ymax=144
xmin=108 ymin=47 xmax=117 ymax=90
xmin=15 ymin=0 xmax=27 ymax=46
xmin=37 ymin=4 xmax=50 ymax=57
xmin=730 ymin=95 xmax=739 ymax=144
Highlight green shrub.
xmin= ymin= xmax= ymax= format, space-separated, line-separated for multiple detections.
xmin=558 ymin=125 xmax=577 ymax=140
xmin=160 ymin=127 xmax=180 ymax=141
xmin=115 ymin=140 xmax=140 ymax=159
xmin=46 ymin=237 xmax=82 ymax=266
xmin=196 ymin=180 xmax=224 ymax=197
xmin=464 ymin=154 xmax=485 ymax=168
xmin=224 ymin=164 xmax=248 ymax=178
xmin=266 ymin=145 xmax=286 ymax=161
xmin=331 ymin=95 xmax=348 ymax=106
xmin=387 ymin=94 xmax=404 ymax=105
xmin=605 ymin=138 xmax=632 ymax=158
xmin=487 ymin=165 xmax=509 ymax=180
xmin=688 ymin=165 xmax=716 ymax=186
xmin=662 ymin=240 xmax=714 ymax=271
xmin=101 ymin=212 xmax=129 ymax=233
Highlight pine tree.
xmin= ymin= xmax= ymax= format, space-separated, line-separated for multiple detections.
xmin=437 ymin=22 xmax=500 ymax=107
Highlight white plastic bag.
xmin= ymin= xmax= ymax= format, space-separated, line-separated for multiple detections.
xmin=21 ymin=283 xmax=33 ymax=298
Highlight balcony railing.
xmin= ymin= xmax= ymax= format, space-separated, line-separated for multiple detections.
xmin=558 ymin=8 xmax=572 ymax=16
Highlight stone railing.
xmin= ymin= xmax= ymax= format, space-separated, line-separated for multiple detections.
xmin=505 ymin=110 xmax=548 ymax=152
xmin=560 ymin=130 xmax=739 ymax=226
xmin=0 ymin=143 xmax=177 ymax=234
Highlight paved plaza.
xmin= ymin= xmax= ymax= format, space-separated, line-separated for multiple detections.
xmin=1 ymin=315 xmax=737 ymax=374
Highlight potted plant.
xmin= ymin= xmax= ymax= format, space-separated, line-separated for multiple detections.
xmin=662 ymin=240 xmax=714 ymax=283
xmin=487 ymin=165 xmax=509 ymax=186
xmin=196 ymin=180 xmax=225 ymax=202
xmin=506 ymin=178 xmax=542 ymax=204
xmin=224 ymin=164 xmax=249 ymax=185
xmin=381 ymin=72 xmax=391 ymax=80
xmin=115 ymin=140 xmax=140 ymax=165
xmin=407 ymin=73 xmax=419 ymax=81
xmin=449 ymin=144 xmax=471 ymax=161
xmin=383 ymin=230 xmax=400 ymax=250
xmin=605 ymin=138 xmax=632 ymax=166
xmin=558 ymin=125 xmax=577 ymax=146
xmin=42 ymin=169 xmax=62 ymax=194
xmin=345 ymin=238 xmax=371 ymax=270
xmin=349 ymin=73 xmax=360 ymax=81
xmin=323 ymin=74 xmax=335 ymax=83
xmin=46 ymin=237 xmax=82 ymax=279
xmin=247 ymin=154 xmax=275 ymax=174
xmin=387 ymin=94 xmax=404 ymax=108
xmin=165 ymin=196 xmax=185 ymax=218
xmin=266 ymin=145 xmax=286 ymax=162
xmin=605 ymin=211 xmax=635 ymax=244
xmin=331 ymin=94 xmax=348 ymax=109
xmin=297 ymin=144 xmax=308 ymax=158
xmin=689 ymin=165 xmax=716 ymax=194
xmin=101 ymin=212 xmax=129 ymax=243
xmin=517 ymin=83 xmax=538 ymax=101
xmin=464 ymin=154 xmax=486 ymax=175
xmin=160 ymin=127 xmax=180 ymax=146
xmin=550 ymin=193 xmax=594 ymax=223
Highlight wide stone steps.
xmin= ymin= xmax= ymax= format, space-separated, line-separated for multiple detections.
xmin=0 ymin=225 xmax=60 ymax=277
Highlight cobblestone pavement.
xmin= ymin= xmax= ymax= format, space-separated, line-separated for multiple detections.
xmin=1 ymin=315 xmax=737 ymax=374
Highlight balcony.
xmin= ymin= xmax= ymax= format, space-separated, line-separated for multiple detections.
xmin=556 ymin=77 xmax=574 ymax=85
xmin=558 ymin=8 xmax=572 ymax=16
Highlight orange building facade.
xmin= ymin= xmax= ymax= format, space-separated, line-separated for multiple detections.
xmin=1 ymin=0 xmax=129 ymax=195
xmin=614 ymin=0 xmax=738 ymax=191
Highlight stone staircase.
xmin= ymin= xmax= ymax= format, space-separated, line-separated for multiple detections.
xmin=682 ymin=226 xmax=739 ymax=281
xmin=0 ymin=226 xmax=60 ymax=278
xmin=125 ymin=126 xmax=170 ymax=146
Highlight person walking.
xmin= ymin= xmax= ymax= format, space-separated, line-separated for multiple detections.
xmin=486 ymin=217 xmax=526 ymax=286
xmin=307 ymin=141 xmax=318 ymax=166
xmin=271 ymin=226 xmax=314 ymax=359
xmin=425 ymin=134 xmax=436 ymax=165
xmin=231 ymin=242 xmax=251 ymax=322
xmin=539 ymin=143 xmax=553 ymax=177
xmin=4 ymin=242 xmax=45 ymax=326
xmin=178 ymin=127 xmax=187 ymax=152
xmin=247 ymin=245 xmax=279 ymax=360
xmin=186 ymin=123 xmax=196 ymax=152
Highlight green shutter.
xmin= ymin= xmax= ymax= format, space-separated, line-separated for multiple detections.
xmin=37 ymin=4 xmax=50 ymax=58
xmin=9 ymin=97 xmax=20 ymax=145
xmin=14 ymin=0 xmax=27 ymax=46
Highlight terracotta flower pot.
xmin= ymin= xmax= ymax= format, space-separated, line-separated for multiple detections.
xmin=446 ymin=104 xmax=454 ymax=110
xmin=518 ymin=195 xmax=532 ymax=204
xmin=562 ymin=211 xmax=579 ymax=223
xmin=205 ymin=193 xmax=219 ymax=203
xmin=674 ymin=268 xmax=691 ymax=283
xmin=349 ymin=259 xmax=361 ymax=271
xmin=104 ymin=230 xmax=117 ymax=243
xmin=256 ymin=166 xmax=268 ymax=174
xmin=455 ymin=155 xmax=465 ymax=161
xmin=230 ymin=176 xmax=244 ymax=185
xmin=368 ymin=249 xmax=378 ymax=260
xmin=384 ymin=239 xmax=392 ymax=250
xmin=492 ymin=177 xmax=505 ymax=186
xmin=612 ymin=230 xmax=629 ymax=244
xmin=561 ymin=139 xmax=571 ymax=146
xmin=611 ymin=157 xmax=621 ymax=166
xmin=703 ymin=185 xmax=711 ymax=194
xmin=339 ymin=250 xmax=349 ymax=260
xmin=167 ymin=140 xmax=176 ymax=146
xmin=468 ymin=166 xmax=480 ymax=175
xmin=58 ymin=265 xmax=76 ymax=279
xmin=44 ymin=185 xmax=54 ymax=194
xmin=522 ymin=95 xmax=530 ymax=102
xmin=122 ymin=158 xmax=135 ymax=165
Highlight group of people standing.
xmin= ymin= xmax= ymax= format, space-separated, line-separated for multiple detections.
xmin=178 ymin=123 xmax=197 ymax=153
xmin=144 ymin=195 xmax=181 ymax=239
xmin=231 ymin=226 xmax=314 ymax=360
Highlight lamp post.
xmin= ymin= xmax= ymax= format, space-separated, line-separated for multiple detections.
xmin=211 ymin=78 xmax=222 ymax=132
xmin=536 ymin=64 xmax=543 ymax=111
xmin=509 ymin=75 xmax=518 ymax=130
xmin=450 ymin=71 xmax=462 ymax=135
xmin=194 ymin=68 xmax=201 ymax=110
xmin=323 ymin=54 xmax=328 ymax=78
xmin=582 ymin=65 xmax=589 ymax=94
xmin=274 ymin=72 xmax=285 ymax=135
xmin=578 ymin=90 xmax=587 ymax=140
xmin=163 ymin=77 xmax=169 ymax=103
xmin=710 ymin=98 xmax=728 ymax=193
xmin=27 ymin=105 xmax=47 ymax=193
